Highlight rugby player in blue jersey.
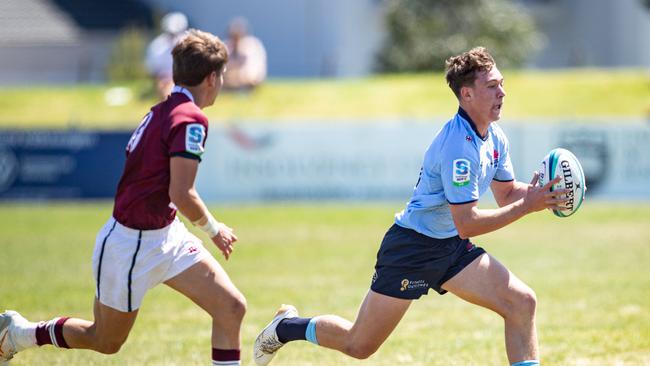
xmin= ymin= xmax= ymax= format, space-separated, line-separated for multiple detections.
xmin=254 ymin=47 xmax=567 ymax=366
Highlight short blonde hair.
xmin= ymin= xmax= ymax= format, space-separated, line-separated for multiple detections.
xmin=445 ymin=47 xmax=495 ymax=99
xmin=172 ymin=29 xmax=229 ymax=86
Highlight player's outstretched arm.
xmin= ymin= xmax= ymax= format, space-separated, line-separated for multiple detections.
xmin=450 ymin=176 xmax=566 ymax=239
xmin=169 ymin=156 xmax=238 ymax=259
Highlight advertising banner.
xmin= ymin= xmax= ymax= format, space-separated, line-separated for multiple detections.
xmin=2 ymin=121 xmax=648 ymax=202
xmin=197 ymin=123 xmax=434 ymax=202
xmin=197 ymin=121 xmax=650 ymax=202
xmin=0 ymin=130 xmax=129 ymax=200
xmin=504 ymin=122 xmax=650 ymax=200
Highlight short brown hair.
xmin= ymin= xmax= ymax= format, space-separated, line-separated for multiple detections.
xmin=172 ymin=29 xmax=229 ymax=86
xmin=445 ymin=47 xmax=496 ymax=99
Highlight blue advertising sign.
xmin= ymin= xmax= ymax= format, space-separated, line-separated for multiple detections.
xmin=0 ymin=130 xmax=130 ymax=199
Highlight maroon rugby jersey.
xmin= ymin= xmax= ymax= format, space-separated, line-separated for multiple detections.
xmin=113 ymin=88 xmax=208 ymax=229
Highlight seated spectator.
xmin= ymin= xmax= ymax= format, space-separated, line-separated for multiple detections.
xmin=145 ymin=12 xmax=188 ymax=100
xmin=223 ymin=17 xmax=267 ymax=92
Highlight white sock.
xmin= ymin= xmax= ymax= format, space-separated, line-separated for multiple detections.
xmin=12 ymin=319 xmax=38 ymax=351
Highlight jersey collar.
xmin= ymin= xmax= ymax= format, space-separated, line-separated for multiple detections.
xmin=458 ymin=107 xmax=488 ymax=141
xmin=171 ymin=85 xmax=195 ymax=104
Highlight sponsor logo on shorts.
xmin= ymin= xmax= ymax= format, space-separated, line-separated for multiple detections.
xmin=466 ymin=241 xmax=476 ymax=251
xmin=452 ymin=159 xmax=470 ymax=187
xmin=188 ymin=246 xmax=199 ymax=254
xmin=400 ymin=278 xmax=428 ymax=292
xmin=371 ymin=271 xmax=379 ymax=284
xmin=186 ymin=124 xmax=206 ymax=156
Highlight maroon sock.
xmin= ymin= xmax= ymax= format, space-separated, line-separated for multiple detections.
xmin=35 ymin=317 xmax=70 ymax=348
xmin=212 ymin=348 xmax=240 ymax=363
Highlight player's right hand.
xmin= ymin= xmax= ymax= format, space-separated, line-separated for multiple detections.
xmin=211 ymin=224 xmax=238 ymax=260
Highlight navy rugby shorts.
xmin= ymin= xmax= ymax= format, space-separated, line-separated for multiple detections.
xmin=370 ymin=224 xmax=486 ymax=299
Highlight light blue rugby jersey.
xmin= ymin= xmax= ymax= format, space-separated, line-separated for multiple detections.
xmin=395 ymin=107 xmax=515 ymax=239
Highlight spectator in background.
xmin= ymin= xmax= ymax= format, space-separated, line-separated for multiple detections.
xmin=223 ymin=17 xmax=267 ymax=92
xmin=145 ymin=12 xmax=188 ymax=100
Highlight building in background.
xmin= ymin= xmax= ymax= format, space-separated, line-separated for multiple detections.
xmin=0 ymin=0 xmax=152 ymax=85
xmin=522 ymin=0 xmax=650 ymax=68
xmin=0 ymin=0 xmax=648 ymax=85
xmin=144 ymin=0 xmax=385 ymax=78
xmin=145 ymin=0 xmax=650 ymax=76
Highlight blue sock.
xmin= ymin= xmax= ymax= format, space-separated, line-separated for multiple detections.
xmin=276 ymin=317 xmax=310 ymax=343
xmin=305 ymin=317 xmax=320 ymax=345
xmin=511 ymin=361 xmax=539 ymax=366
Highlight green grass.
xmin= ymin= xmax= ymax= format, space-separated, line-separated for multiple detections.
xmin=1 ymin=202 xmax=649 ymax=365
xmin=0 ymin=69 xmax=648 ymax=129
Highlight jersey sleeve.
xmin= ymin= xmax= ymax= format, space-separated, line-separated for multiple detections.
xmin=441 ymin=139 xmax=480 ymax=205
xmin=493 ymin=131 xmax=515 ymax=182
xmin=168 ymin=120 xmax=208 ymax=161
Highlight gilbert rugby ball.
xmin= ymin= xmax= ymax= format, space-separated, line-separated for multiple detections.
xmin=538 ymin=148 xmax=586 ymax=217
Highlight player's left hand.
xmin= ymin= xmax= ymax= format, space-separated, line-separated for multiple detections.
xmin=211 ymin=223 xmax=238 ymax=260
xmin=524 ymin=175 xmax=570 ymax=213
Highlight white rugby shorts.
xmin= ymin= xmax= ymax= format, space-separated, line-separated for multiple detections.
xmin=92 ymin=217 xmax=209 ymax=312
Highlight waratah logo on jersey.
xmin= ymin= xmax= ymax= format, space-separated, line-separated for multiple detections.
xmin=186 ymin=124 xmax=206 ymax=156
xmin=452 ymin=159 xmax=470 ymax=187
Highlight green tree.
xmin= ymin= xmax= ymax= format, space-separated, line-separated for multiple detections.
xmin=106 ymin=26 xmax=149 ymax=82
xmin=376 ymin=0 xmax=542 ymax=72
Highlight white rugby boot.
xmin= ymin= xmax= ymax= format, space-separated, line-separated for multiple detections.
xmin=253 ymin=304 xmax=299 ymax=366
xmin=0 ymin=311 xmax=22 ymax=363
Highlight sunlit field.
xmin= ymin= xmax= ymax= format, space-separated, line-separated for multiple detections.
xmin=1 ymin=202 xmax=648 ymax=365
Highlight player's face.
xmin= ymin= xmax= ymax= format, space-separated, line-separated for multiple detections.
xmin=468 ymin=66 xmax=506 ymax=123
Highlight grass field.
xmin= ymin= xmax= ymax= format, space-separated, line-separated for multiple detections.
xmin=1 ymin=202 xmax=649 ymax=365
xmin=0 ymin=69 xmax=648 ymax=129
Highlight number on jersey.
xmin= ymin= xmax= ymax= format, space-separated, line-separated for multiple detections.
xmin=126 ymin=112 xmax=153 ymax=153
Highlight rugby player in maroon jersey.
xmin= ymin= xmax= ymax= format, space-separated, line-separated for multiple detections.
xmin=1 ymin=29 xmax=245 ymax=366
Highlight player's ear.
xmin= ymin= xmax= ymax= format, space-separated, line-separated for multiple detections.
xmin=460 ymin=86 xmax=472 ymax=101
xmin=206 ymin=71 xmax=218 ymax=86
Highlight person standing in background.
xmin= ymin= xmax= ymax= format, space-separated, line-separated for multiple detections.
xmin=145 ymin=12 xmax=189 ymax=100
xmin=223 ymin=17 xmax=267 ymax=92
